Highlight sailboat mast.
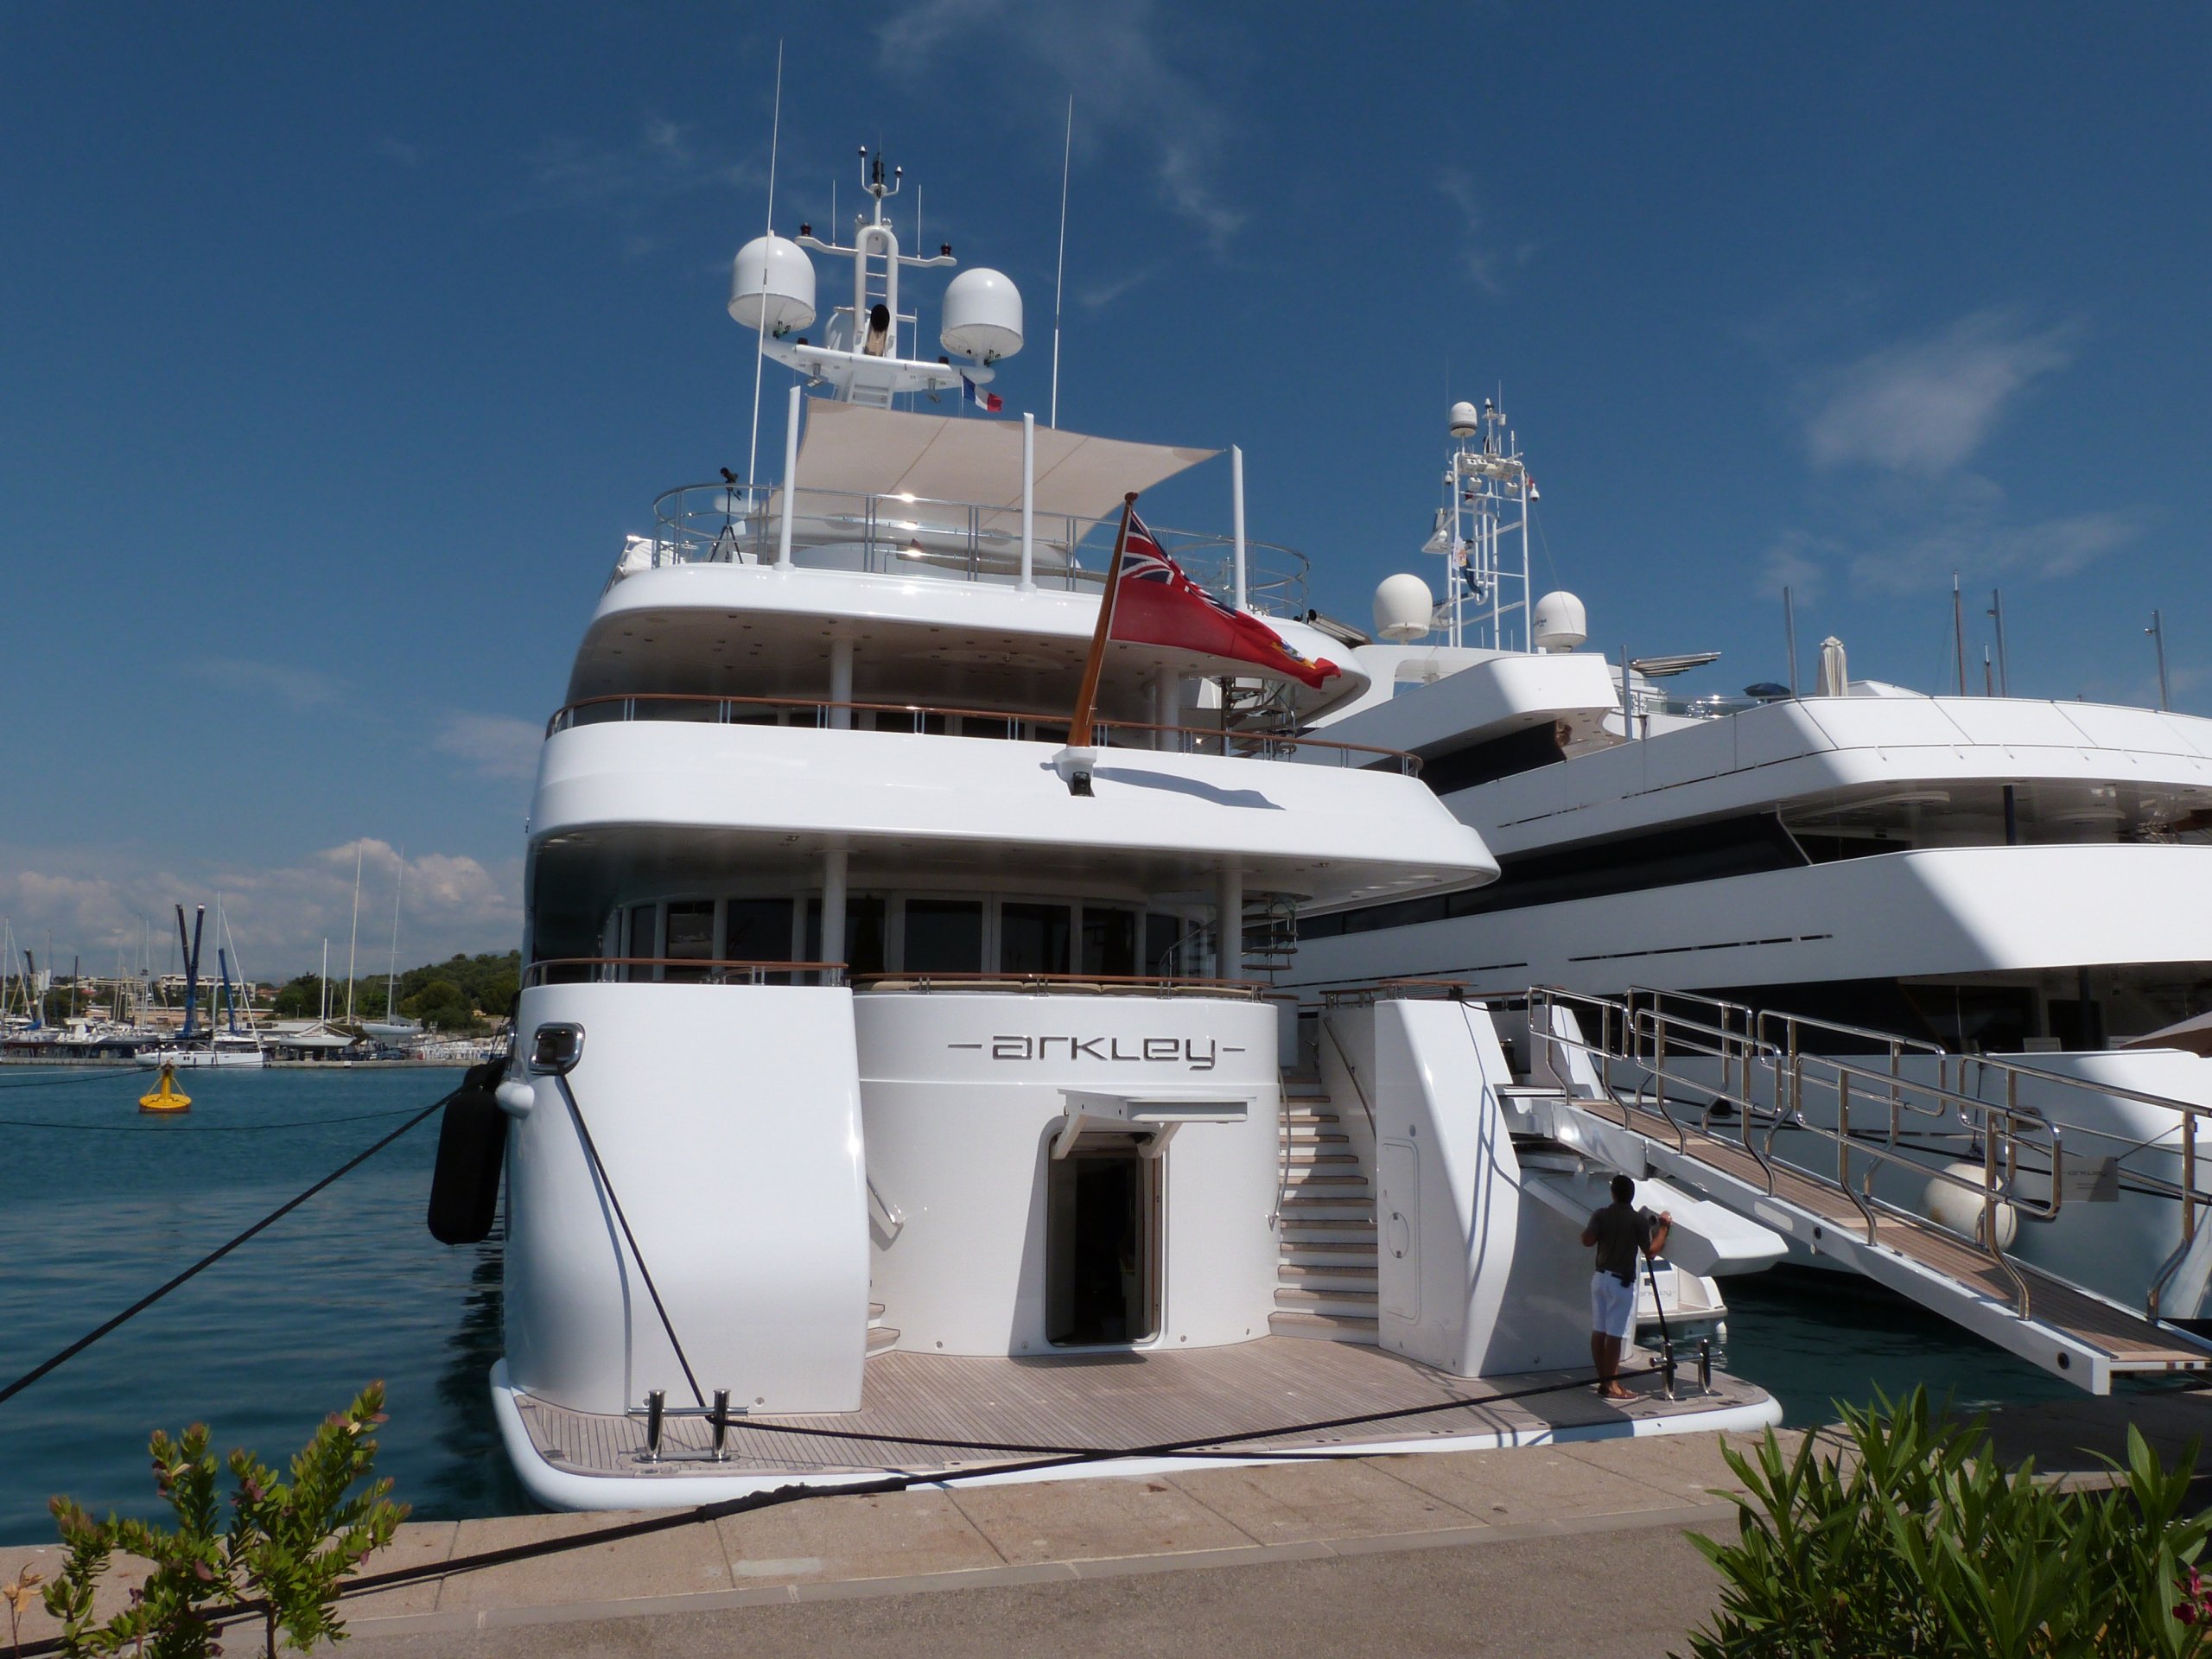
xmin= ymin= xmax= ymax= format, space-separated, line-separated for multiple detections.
xmin=386 ymin=850 xmax=404 ymax=1020
xmin=345 ymin=843 xmax=362 ymax=1025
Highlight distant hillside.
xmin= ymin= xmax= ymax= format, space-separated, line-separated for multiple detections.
xmin=270 ymin=950 xmax=521 ymax=1032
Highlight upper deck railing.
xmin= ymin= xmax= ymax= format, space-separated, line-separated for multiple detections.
xmin=640 ymin=480 xmax=1312 ymax=615
xmin=545 ymin=691 xmax=1423 ymax=773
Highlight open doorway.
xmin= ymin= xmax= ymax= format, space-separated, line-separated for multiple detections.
xmin=1045 ymin=1138 xmax=1159 ymax=1346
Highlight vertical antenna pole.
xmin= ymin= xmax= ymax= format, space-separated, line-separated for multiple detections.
xmin=1951 ymin=574 xmax=1967 ymax=696
xmin=776 ymin=385 xmax=801 ymax=569
xmin=1988 ymin=588 xmax=2009 ymax=696
xmin=1019 ymin=412 xmax=1036 ymax=593
xmin=2151 ymin=610 xmax=2171 ymax=711
xmin=1049 ymin=95 xmax=1072 ymax=429
xmin=746 ymin=41 xmax=785 ymax=495
xmin=1783 ymin=586 xmax=1799 ymax=696
xmin=1230 ymin=445 xmax=1247 ymax=611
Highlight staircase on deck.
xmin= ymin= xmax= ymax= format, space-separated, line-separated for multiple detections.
xmin=1270 ymin=1066 xmax=1379 ymax=1344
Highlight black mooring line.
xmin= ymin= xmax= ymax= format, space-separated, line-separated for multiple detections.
xmin=0 ymin=1085 xmax=459 ymax=1408
xmin=552 ymin=1071 xmax=708 ymax=1409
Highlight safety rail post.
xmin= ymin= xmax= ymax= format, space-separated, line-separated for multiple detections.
xmin=1837 ymin=1073 xmax=1857 ymax=1235
xmin=2158 ymin=1115 xmax=2198 ymax=1321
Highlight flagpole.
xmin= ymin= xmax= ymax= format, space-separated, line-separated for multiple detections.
xmin=1058 ymin=493 xmax=1139 ymax=793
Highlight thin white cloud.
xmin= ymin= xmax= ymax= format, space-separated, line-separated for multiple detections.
xmin=880 ymin=0 xmax=1247 ymax=250
xmin=1758 ymin=530 xmax=1831 ymax=600
xmin=1802 ymin=309 xmax=2077 ymax=476
xmin=184 ymin=657 xmax=346 ymax=709
xmin=526 ymin=116 xmax=760 ymax=217
xmin=434 ymin=712 xmax=543 ymax=781
xmin=1077 ymin=264 xmax=1161 ymax=311
xmin=1843 ymin=501 xmax=2141 ymax=595
xmin=1440 ymin=169 xmax=1524 ymax=298
xmin=0 ymin=838 xmax=519 ymax=979
xmin=378 ymin=137 xmax=425 ymax=167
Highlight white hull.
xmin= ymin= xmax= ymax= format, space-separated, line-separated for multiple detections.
xmin=135 ymin=1042 xmax=265 ymax=1069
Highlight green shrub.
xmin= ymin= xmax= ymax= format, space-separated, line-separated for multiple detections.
xmin=1678 ymin=1387 xmax=2212 ymax=1657
xmin=44 ymin=1382 xmax=407 ymax=1658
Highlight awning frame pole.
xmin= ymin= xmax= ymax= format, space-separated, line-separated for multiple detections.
xmin=1020 ymin=412 xmax=1036 ymax=593
xmin=777 ymin=385 xmax=801 ymax=569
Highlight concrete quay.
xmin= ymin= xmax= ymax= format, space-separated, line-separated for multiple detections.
xmin=4 ymin=1384 xmax=2207 ymax=1656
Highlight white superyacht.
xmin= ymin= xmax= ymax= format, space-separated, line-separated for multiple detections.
xmin=435 ymin=155 xmax=1784 ymax=1510
xmin=1292 ymin=399 xmax=2212 ymax=1331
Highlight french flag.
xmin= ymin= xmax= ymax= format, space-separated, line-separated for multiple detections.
xmin=961 ymin=373 xmax=1002 ymax=414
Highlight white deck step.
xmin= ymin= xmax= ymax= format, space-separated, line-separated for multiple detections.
xmin=1268 ymin=1310 xmax=1379 ymax=1343
xmin=1276 ymin=1264 xmax=1378 ymax=1292
xmin=1274 ymin=1286 xmax=1379 ymax=1316
xmin=1277 ymin=1200 xmax=1375 ymax=1222
xmin=1279 ymin=1244 xmax=1378 ymax=1270
xmin=867 ymin=1325 xmax=899 ymax=1357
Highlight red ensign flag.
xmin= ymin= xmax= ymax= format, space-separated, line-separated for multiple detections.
xmin=1108 ymin=514 xmax=1340 ymax=690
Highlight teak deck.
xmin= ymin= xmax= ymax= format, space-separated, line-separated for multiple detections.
xmin=512 ymin=1337 xmax=1769 ymax=1483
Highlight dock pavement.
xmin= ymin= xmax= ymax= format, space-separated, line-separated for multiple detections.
xmin=4 ymin=1384 xmax=2207 ymax=1656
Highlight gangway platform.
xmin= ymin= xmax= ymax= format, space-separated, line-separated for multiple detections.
xmin=1517 ymin=987 xmax=2212 ymax=1395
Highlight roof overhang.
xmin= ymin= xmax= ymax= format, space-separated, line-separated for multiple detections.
xmin=795 ymin=402 xmax=1217 ymax=528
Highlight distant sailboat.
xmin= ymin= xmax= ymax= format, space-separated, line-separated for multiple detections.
xmin=360 ymin=851 xmax=422 ymax=1043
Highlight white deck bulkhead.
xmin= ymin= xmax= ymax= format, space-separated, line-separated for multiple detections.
xmin=500 ymin=981 xmax=870 ymax=1416
xmin=856 ymin=989 xmax=1281 ymax=1355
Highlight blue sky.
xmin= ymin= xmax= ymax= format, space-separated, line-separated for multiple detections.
xmin=3 ymin=3 xmax=2209 ymax=975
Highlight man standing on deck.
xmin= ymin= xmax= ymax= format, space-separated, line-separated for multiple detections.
xmin=1581 ymin=1174 xmax=1670 ymax=1400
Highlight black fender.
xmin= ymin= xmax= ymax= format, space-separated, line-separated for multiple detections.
xmin=427 ymin=1058 xmax=511 ymax=1245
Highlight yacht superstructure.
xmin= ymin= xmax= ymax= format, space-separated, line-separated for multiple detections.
xmin=453 ymin=157 xmax=1782 ymax=1510
xmin=1293 ymin=401 xmax=2212 ymax=1321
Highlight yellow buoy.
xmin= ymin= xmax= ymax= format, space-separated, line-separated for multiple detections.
xmin=139 ymin=1065 xmax=192 ymax=1114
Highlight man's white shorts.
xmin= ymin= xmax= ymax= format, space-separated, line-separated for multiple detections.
xmin=1590 ymin=1270 xmax=1637 ymax=1342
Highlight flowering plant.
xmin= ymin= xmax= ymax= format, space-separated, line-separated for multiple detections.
xmin=43 ymin=1383 xmax=406 ymax=1658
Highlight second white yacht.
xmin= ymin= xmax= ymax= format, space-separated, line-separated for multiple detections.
xmin=1292 ymin=399 xmax=2212 ymax=1327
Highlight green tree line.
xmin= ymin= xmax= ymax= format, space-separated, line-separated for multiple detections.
xmin=268 ymin=951 xmax=520 ymax=1033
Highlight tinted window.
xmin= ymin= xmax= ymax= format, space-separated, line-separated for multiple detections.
xmin=664 ymin=901 xmax=714 ymax=982
xmin=905 ymin=899 xmax=983 ymax=973
xmin=1001 ymin=903 xmax=1072 ymax=975
xmin=1081 ymin=908 xmax=1138 ymax=977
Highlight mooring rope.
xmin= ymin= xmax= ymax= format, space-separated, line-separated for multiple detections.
xmin=0 ymin=1078 xmax=469 ymax=1408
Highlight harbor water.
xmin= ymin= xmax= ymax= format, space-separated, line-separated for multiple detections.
xmin=0 ymin=1066 xmax=2098 ymax=1544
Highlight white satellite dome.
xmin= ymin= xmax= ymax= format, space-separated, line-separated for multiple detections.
xmin=1531 ymin=590 xmax=1588 ymax=652
xmin=728 ymin=234 xmax=817 ymax=338
xmin=1373 ymin=574 xmax=1435 ymax=642
xmin=940 ymin=268 xmax=1025 ymax=364
xmin=1448 ymin=400 xmax=1481 ymax=438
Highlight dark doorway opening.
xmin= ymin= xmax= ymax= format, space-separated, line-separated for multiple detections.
xmin=1046 ymin=1141 xmax=1157 ymax=1345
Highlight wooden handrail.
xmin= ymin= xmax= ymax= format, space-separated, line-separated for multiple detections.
xmin=524 ymin=956 xmax=846 ymax=986
xmin=853 ymin=971 xmax=1265 ymax=997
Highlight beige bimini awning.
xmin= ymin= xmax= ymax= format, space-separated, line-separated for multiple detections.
xmin=793 ymin=401 xmax=1217 ymax=531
